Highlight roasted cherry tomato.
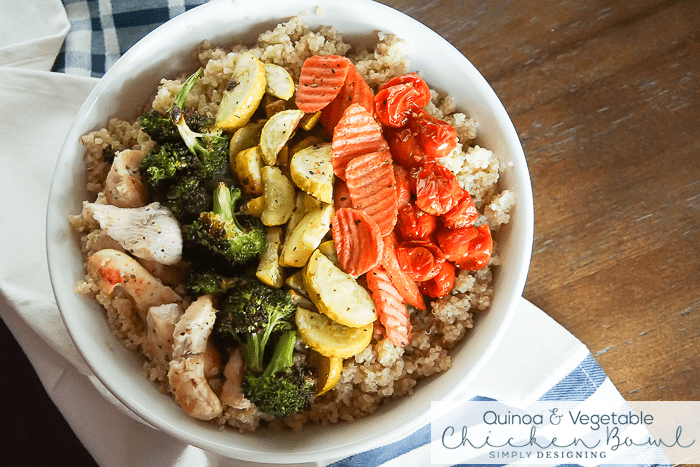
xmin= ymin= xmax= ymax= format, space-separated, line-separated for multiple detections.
xmin=379 ymin=73 xmax=431 ymax=105
xmin=436 ymin=225 xmax=479 ymax=261
xmin=418 ymin=260 xmax=455 ymax=298
xmin=393 ymin=164 xmax=412 ymax=209
xmin=396 ymin=202 xmax=437 ymax=242
xmin=395 ymin=240 xmax=445 ymax=282
xmin=384 ymin=126 xmax=425 ymax=169
xmin=454 ymin=224 xmax=493 ymax=271
xmin=412 ymin=161 xmax=464 ymax=215
xmin=441 ymin=191 xmax=478 ymax=230
xmin=374 ymin=73 xmax=430 ymax=127
xmin=411 ymin=110 xmax=458 ymax=159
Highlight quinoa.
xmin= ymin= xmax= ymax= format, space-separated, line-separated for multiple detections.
xmin=71 ymin=16 xmax=514 ymax=433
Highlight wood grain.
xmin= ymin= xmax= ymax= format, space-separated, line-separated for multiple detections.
xmin=380 ymin=0 xmax=700 ymax=402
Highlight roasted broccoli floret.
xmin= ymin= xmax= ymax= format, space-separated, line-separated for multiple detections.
xmin=183 ymin=268 xmax=240 ymax=297
xmin=170 ymin=105 xmax=228 ymax=181
xmin=242 ymin=330 xmax=317 ymax=418
xmin=139 ymin=142 xmax=197 ymax=192
xmin=140 ymin=110 xmax=181 ymax=143
xmin=140 ymin=108 xmax=216 ymax=144
xmin=138 ymin=67 xmax=230 ymax=222
xmin=215 ymin=277 xmax=296 ymax=373
xmin=169 ymin=68 xmax=228 ymax=181
xmin=183 ymin=183 xmax=266 ymax=274
xmin=161 ymin=176 xmax=212 ymax=223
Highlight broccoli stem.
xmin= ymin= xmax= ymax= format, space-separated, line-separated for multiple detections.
xmin=261 ymin=330 xmax=297 ymax=378
xmin=169 ymin=67 xmax=217 ymax=159
xmin=212 ymin=183 xmax=245 ymax=230
xmin=243 ymin=333 xmax=266 ymax=374
xmin=243 ymin=314 xmax=295 ymax=374
xmin=213 ymin=183 xmax=235 ymax=220
xmin=173 ymin=67 xmax=203 ymax=110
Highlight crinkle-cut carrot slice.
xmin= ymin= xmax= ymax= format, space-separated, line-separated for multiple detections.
xmin=331 ymin=103 xmax=389 ymax=180
xmin=295 ymin=55 xmax=352 ymax=112
xmin=333 ymin=178 xmax=353 ymax=210
xmin=321 ymin=64 xmax=375 ymax=132
xmin=381 ymin=233 xmax=426 ymax=310
xmin=331 ymin=207 xmax=383 ymax=277
xmin=366 ymin=266 xmax=412 ymax=347
xmin=344 ymin=150 xmax=398 ymax=236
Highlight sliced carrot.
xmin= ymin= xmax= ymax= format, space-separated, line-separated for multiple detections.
xmin=331 ymin=103 xmax=389 ymax=180
xmin=321 ymin=64 xmax=375 ymax=132
xmin=344 ymin=150 xmax=398 ymax=236
xmin=331 ymin=207 xmax=383 ymax=277
xmin=333 ymin=178 xmax=353 ymax=210
xmin=366 ymin=266 xmax=412 ymax=347
xmin=381 ymin=233 xmax=426 ymax=310
xmin=295 ymin=55 xmax=352 ymax=113
xmin=393 ymin=164 xmax=411 ymax=209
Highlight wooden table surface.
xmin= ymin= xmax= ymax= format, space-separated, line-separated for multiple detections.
xmin=380 ymin=0 xmax=700 ymax=403
xmin=2 ymin=0 xmax=698 ymax=465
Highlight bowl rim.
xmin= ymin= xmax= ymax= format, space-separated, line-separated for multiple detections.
xmin=46 ymin=0 xmax=534 ymax=462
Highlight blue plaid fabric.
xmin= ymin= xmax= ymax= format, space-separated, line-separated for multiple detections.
xmin=52 ymin=0 xmax=207 ymax=77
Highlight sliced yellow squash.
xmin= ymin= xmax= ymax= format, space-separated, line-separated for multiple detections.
xmin=290 ymin=143 xmax=334 ymax=204
xmin=318 ymin=240 xmax=340 ymax=268
xmin=296 ymin=307 xmax=373 ymax=359
xmin=284 ymin=270 xmax=307 ymax=295
xmin=246 ymin=196 xmax=265 ymax=217
xmin=234 ymin=146 xmax=265 ymax=198
xmin=303 ymin=249 xmax=377 ymax=327
xmin=283 ymin=191 xmax=322 ymax=243
xmin=264 ymin=63 xmax=295 ymax=100
xmin=259 ymin=109 xmax=304 ymax=165
xmin=216 ymin=52 xmax=266 ymax=130
xmin=308 ymin=350 xmax=343 ymax=395
xmin=228 ymin=120 xmax=265 ymax=170
xmin=260 ymin=166 xmax=295 ymax=226
xmin=280 ymin=203 xmax=334 ymax=267
xmin=299 ymin=111 xmax=322 ymax=131
xmin=289 ymin=135 xmax=325 ymax=156
xmin=287 ymin=289 xmax=316 ymax=311
xmin=256 ymin=227 xmax=285 ymax=288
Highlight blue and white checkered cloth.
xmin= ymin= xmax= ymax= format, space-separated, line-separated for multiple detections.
xmin=44 ymin=1 xmax=673 ymax=466
xmin=52 ymin=0 xmax=206 ymax=76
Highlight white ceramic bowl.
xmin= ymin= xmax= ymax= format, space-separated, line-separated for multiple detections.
xmin=46 ymin=0 xmax=534 ymax=462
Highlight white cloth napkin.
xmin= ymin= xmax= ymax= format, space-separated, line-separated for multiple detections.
xmin=0 ymin=1 xmax=660 ymax=466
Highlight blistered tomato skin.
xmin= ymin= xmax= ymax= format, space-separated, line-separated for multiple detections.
xmin=395 ymin=240 xmax=445 ymax=282
xmin=412 ymin=161 xmax=464 ymax=215
xmin=418 ymin=260 xmax=455 ymax=298
xmin=412 ymin=110 xmax=458 ymax=159
xmin=396 ymin=203 xmax=437 ymax=242
xmin=454 ymin=224 xmax=493 ymax=271
xmin=379 ymin=73 xmax=431 ymax=107
xmin=441 ymin=191 xmax=478 ymax=230
xmin=374 ymin=73 xmax=431 ymax=128
xmin=385 ymin=126 xmax=425 ymax=169
xmin=436 ymin=225 xmax=479 ymax=261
